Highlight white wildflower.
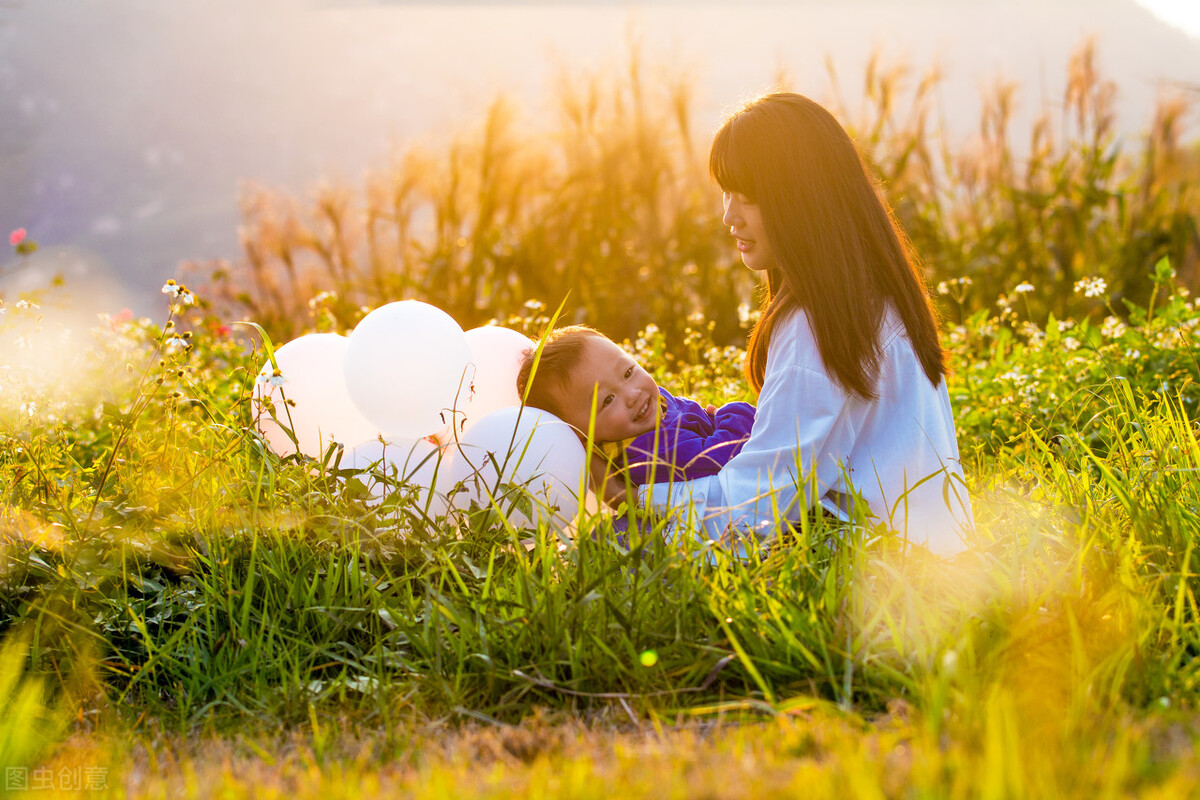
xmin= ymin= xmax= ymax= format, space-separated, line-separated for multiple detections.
xmin=1063 ymin=337 xmax=1080 ymax=351
xmin=258 ymin=369 xmax=286 ymax=388
xmin=308 ymin=290 xmax=337 ymax=309
xmin=1074 ymin=277 xmax=1108 ymax=298
xmin=1100 ymin=316 xmax=1126 ymax=339
xmin=1014 ymin=282 xmax=1035 ymax=294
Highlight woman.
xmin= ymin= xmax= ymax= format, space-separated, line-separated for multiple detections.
xmin=636 ymin=92 xmax=974 ymax=555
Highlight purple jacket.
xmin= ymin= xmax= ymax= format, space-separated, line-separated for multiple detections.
xmin=621 ymin=388 xmax=756 ymax=486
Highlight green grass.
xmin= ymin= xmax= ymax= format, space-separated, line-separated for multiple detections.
xmin=4 ymin=265 xmax=1200 ymax=795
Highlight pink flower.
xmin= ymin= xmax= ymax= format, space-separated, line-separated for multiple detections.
xmin=109 ymin=308 xmax=134 ymax=330
xmin=9 ymin=228 xmax=26 ymax=247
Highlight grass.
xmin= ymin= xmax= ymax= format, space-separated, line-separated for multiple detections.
xmin=4 ymin=278 xmax=1200 ymax=796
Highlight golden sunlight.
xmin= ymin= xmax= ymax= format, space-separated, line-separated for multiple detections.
xmin=1132 ymin=0 xmax=1200 ymax=37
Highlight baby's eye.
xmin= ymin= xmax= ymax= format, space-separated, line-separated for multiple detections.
xmin=602 ymin=395 xmax=614 ymax=408
xmin=624 ymin=366 xmax=634 ymax=379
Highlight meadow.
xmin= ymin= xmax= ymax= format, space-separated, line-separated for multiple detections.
xmin=2 ymin=43 xmax=1200 ymax=798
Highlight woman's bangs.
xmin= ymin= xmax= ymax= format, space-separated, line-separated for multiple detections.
xmin=709 ymin=120 xmax=759 ymax=201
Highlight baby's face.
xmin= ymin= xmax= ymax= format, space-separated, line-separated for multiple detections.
xmin=558 ymin=336 xmax=659 ymax=443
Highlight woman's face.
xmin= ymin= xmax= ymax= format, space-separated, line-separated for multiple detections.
xmin=722 ymin=191 xmax=775 ymax=272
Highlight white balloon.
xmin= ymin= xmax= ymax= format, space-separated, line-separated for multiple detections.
xmin=343 ymin=301 xmax=472 ymax=439
xmin=446 ymin=407 xmax=590 ymax=531
xmin=459 ymin=326 xmax=535 ymax=433
xmin=255 ymin=334 xmax=381 ymax=459
xmin=343 ymin=436 xmax=449 ymax=518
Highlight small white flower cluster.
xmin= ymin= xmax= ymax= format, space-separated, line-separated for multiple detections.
xmin=1100 ymin=316 xmax=1127 ymax=340
xmin=1074 ymin=276 xmax=1108 ymax=298
xmin=634 ymin=323 xmax=661 ymax=352
xmin=999 ymin=368 xmax=1030 ymax=385
xmin=936 ymin=276 xmax=974 ymax=296
xmin=1014 ymin=282 xmax=1035 ymax=294
xmin=161 ymin=279 xmax=196 ymax=306
xmin=308 ymin=290 xmax=337 ymax=310
xmin=257 ymin=368 xmax=287 ymax=388
xmin=1018 ymin=321 xmax=1045 ymax=349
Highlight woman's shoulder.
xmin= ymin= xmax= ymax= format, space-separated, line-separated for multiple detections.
xmin=766 ymin=306 xmax=821 ymax=367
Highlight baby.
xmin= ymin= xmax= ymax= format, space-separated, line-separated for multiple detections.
xmin=515 ymin=325 xmax=756 ymax=505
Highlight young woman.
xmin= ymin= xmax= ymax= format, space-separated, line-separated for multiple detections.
xmin=637 ymin=92 xmax=974 ymax=555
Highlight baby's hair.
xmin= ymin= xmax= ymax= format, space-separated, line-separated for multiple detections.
xmin=516 ymin=325 xmax=607 ymax=419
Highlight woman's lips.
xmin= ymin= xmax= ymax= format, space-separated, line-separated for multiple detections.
xmin=736 ymin=237 xmax=754 ymax=252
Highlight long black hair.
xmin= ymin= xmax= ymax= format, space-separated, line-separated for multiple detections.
xmin=710 ymin=92 xmax=946 ymax=398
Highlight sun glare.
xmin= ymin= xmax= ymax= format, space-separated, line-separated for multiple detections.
xmin=1133 ymin=0 xmax=1200 ymax=38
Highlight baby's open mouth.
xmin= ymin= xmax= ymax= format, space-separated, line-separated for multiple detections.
xmin=635 ymin=396 xmax=651 ymax=422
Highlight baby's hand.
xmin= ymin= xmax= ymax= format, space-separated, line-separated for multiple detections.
xmin=588 ymin=453 xmax=629 ymax=507
xmin=706 ymin=403 xmax=717 ymax=417
xmin=601 ymin=475 xmax=628 ymax=507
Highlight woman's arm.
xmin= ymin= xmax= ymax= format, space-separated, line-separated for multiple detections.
xmin=637 ymin=363 xmax=858 ymax=542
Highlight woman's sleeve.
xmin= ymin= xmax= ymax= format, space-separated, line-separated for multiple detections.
xmin=638 ymin=365 xmax=857 ymax=543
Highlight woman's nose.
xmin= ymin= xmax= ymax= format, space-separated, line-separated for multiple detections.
xmin=722 ymin=201 xmax=741 ymax=228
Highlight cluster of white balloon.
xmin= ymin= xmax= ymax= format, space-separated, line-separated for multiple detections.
xmin=253 ymin=301 xmax=591 ymax=530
